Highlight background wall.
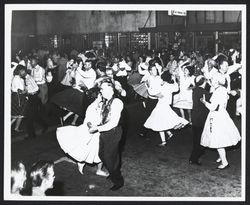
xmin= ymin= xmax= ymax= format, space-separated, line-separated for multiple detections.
xmin=30 ymin=11 xmax=156 ymax=35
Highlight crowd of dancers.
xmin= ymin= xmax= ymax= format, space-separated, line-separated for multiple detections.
xmin=11 ymin=45 xmax=242 ymax=195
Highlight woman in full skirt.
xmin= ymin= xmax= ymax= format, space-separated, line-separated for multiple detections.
xmin=56 ymin=94 xmax=109 ymax=176
xmin=144 ymin=71 xmax=189 ymax=146
xmin=200 ymin=72 xmax=241 ymax=169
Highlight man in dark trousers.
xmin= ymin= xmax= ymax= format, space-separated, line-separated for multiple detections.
xmin=189 ymin=75 xmax=210 ymax=165
xmin=20 ymin=69 xmax=49 ymax=138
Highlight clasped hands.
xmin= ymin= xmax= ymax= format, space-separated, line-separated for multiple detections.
xmin=88 ymin=125 xmax=99 ymax=134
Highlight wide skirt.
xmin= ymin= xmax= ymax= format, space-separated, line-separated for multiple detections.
xmin=56 ymin=123 xmax=101 ymax=163
xmin=173 ymin=90 xmax=193 ymax=110
xmin=144 ymin=101 xmax=189 ymax=131
xmin=200 ymin=109 xmax=241 ymax=148
xmin=50 ymin=87 xmax=89 ymax=117
xmin=132 ymin=83 xmax=148 ymax=99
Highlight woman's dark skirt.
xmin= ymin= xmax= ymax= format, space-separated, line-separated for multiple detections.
xmin=50 ymin=87 xmax=90 ymax=117
xmin=11 ymin=92 xmax=27 ymax=118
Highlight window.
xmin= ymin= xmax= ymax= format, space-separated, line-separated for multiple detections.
xmin=130 ymin=32 xmax=148 ymax=50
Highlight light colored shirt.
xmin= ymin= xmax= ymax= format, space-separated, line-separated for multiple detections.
xmin=75 ymin=68 xmax=97 ymax=89
xmin=205 ymin=86 xmax=228 ymax=111
xmin=138 ymin=62 xmax=149 ymax=76
xmin=25 ymin=74 xmax=39 ymax=94
xmin=146 ymin=75 xmax=163 ymax=99
xmin=112 ymin=61 xmax=131 ymax=77
xmin=165 ymin=60 xmax=178 ymax=73
xmin=160 ymin=82 xmax=179 ymax=105
xmin=11 ymin=75 xmax=25 ymax=92
xmin=98 ymin=98 xmax=123 ymax=132
xmin=31 ymin=65 xmax=46 ymax=85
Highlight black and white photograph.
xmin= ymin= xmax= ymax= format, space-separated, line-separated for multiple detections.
xmin=4 ymin=4 xmax=246 ymax=201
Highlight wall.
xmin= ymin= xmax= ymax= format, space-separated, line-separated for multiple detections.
xmin=35 ymin=11 xmax=156 ymax=34
xmin=11 ymin=11 xmax=36 ymax=35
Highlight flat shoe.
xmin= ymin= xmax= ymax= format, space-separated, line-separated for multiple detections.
xmin=157 ymin=143 xmax=167 ymax=147
xmin=77 ymin=163 xmax=85 ymax=175
xmin=216 ymin=158 xmax=222 ymax=163
xmin=96 ymin=170 xmax=109 ymax=177
xmin=217 ymin=164 xmax=230 ymax=170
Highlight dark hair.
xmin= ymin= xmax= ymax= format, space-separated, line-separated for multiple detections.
xmin=96 ymin=61 xmax=107 ymax=72
xmin=75 ymin=57 xmax=83 ymax=65
xmin=16 ymin=50 xmax=25 ymax=60
xmin=195 ymin=76 xmax=206 ymax=87
xmin=30 ymin=160 xmax=54 ymax=187
xmin=227 ymin=49 xmax=239 ymax=66
xmin=148 ymin=59 xmax=156 ymax=68
xmin=85 ymin=59 xmax=92 ymax=64
xmin=215 ymin=54 xmax=228 ymax=66
xmin=13 ymin=64 xmax=26 ymax=76
xmin=154 ymin=56 xmax=162 ymax=66
xmin=138 ymin=55 xmax=146 ymax=62
xmin=161 ymin=71 xmax=173 ymax=84
xmin=184 ymin=65 xmax=195 ymax=76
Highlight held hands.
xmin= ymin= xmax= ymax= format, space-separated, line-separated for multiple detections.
xmin=230 ymin=90 xmax=237 ymax=96
xmin=88 ymin=123 xmax=98 ymax=134
xmin=200 ymin=94 xmax=206 ymax=104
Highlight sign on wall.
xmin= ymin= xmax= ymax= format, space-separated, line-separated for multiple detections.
xmin=168 ymin=10 xmax=187 ymax=16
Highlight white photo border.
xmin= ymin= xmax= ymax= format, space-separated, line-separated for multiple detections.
xmin=4 ymin=4 xmax=247 ymax=201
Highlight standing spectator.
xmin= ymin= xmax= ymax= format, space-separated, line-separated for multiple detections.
xmin=189 ymin=76 xmax=210 ymax=165
xmin=30 ymin=57 xmax=48 ymax=105
xmin=164 ymin=53 xmax=178 ymax=74
xmin=11 ymin=65 xmax=27 ymax=132
xmin=20 ymin=69 xmax=48 ymax=139
xmin=56 ymin=53 xmax=68 ymax=83
xmin=30 ymin=160 xmax=55 ymax=196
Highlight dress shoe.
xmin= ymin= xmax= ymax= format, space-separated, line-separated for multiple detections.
xmin=216 ymin=163 xmax=230 ymax=170
xmin=189 ymin=160 xmax=202 ymax=166
xmin=157 ymin=142 xmax=167 ymax=147
xmin=110 ymin=183 xmax=124 ymax=191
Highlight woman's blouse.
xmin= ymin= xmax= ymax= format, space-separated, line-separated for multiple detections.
xmin=11 ymin=75 xmax=25 ymax=92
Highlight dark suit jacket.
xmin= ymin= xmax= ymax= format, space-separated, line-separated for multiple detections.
xmin=191 ymin=86 xmax=211 ymax=128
